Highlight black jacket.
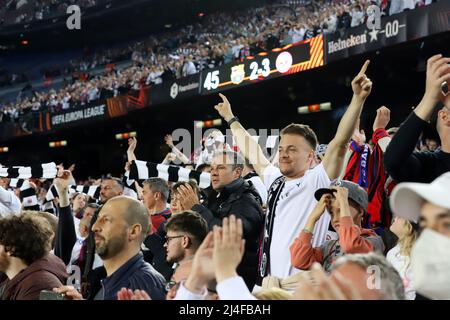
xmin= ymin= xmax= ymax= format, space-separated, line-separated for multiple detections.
xmin=384 ymin=112 xmax=450 ymax=183
xmin=143 ymin=221 xmax=174 ymax=281
xmin=192 ymin=178 xmax=264 ymax=289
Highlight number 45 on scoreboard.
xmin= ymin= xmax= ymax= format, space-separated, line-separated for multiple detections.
xmin=203 ymin=70 xmax=220 ymax=91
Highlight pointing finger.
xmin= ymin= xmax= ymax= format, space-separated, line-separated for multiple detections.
xmin=358 ymin=60 xmax=370 ymax=76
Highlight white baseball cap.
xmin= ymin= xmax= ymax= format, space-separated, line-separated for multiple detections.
xmin=390 ymin=172 xmax=450 ymax=222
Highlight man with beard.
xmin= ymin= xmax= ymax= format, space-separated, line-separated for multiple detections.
xmin=81 ymin=176 xmax=124 ymax=297
xmin=54 ymin=195 xmax=166 ymax=300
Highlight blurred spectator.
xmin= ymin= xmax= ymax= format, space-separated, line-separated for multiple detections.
xmin=390 ymin=171 xmax=450 ymax=299
xmin=0 ymin=213 xmax=68 ymax=300
xmin=387 ymin=216 xmax=418 ymax=300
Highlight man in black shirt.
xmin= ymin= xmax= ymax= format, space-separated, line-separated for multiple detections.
xmin=384 ymin=54 xmax=450 ymax=183
xmin=177 ymin=150 xmax=264 ymax=289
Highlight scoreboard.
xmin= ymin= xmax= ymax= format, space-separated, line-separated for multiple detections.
xmin=200 ymin=35 xmax=324 ymax=94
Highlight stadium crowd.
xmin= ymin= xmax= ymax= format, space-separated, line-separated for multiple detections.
xmin=0 ymin=0 xmax=440 ymax=126
xmin=0 ymin=50 xmax=449 ymax=300
xmin=0 ymin=0 xmax=103 ymax=26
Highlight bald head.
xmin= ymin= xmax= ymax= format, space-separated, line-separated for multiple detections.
xmin=105 ymin=196 xmax=150 ymax=243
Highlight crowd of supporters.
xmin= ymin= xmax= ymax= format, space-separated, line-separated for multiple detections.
xmin=0 ymin=0 xmax=102 ymax=26
xmin=0 ymin=0 xmax=440 ymax=126
xmin=0 ymin=49 xmax=449 ymax=300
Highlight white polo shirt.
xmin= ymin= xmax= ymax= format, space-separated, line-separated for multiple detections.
xmin=263 ymin=163 xmax=332 ymax=278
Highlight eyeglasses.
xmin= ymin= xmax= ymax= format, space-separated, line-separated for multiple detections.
xmin=165 ymin=280 xmax=179 ymax=292
xmin=164 ymin=235 xmax=185 ymax=244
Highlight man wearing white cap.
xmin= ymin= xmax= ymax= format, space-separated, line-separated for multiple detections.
xmin=390 ymin=171 xmax=450 ymax=300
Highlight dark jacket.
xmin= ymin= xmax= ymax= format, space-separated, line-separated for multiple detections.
xmin=0 ymin=254 xmax=68 ymax=300
xmin=54 ymin=205 xmax=77 ymax=266
xmin=192 ymin=177 xmax=264 ymax=289
xmin=143 ymin=221 xmax=174 ymax=281
xmin=384 ymin=112 xmax=450 ymax=183
xmin=93 ymin=252 xmax=166 ymax=300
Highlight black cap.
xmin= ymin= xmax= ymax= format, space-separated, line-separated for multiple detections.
xmin=314 ymin=180 xmax=368 ymax=211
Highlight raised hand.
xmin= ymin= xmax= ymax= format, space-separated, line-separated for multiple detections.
xmin=334 ymin=186 xmax=349 ymax=207
xmin=309 ymin=194 xmax=332 ymax=224
xmin=128 ymin=137 xmax=137 ymax=154
xmin=213 ymin=215 xmax=245 ymax=283
xmin=54 ymin=169 xmax=73 ymax=191
xmin=185 ymin=232 xmax=216 ymax=294
xmin=178 ymin=184 xmax=200 ymax=210
xmin=424 ymin=54 xmax=450 ymax=104
xmin=127 ymin=137 xmax=138 ymax=162
xmin=214 ymin=93 xmax=235 ymax=122
xmin=164 ymin=134 xmax=174 ymax=147
xmin=351 ymin=60 xmax=372 ymax=100
xmin=352 ymin=128 xmax=366 ymax=146
xmin=373 ymin=106 xmax=391 ymax=131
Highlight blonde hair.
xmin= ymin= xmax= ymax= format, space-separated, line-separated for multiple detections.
xmin=397 ymin=220 xmax=417 ymax=258
xmin=253 ymin=288 xmax=293 ymax=300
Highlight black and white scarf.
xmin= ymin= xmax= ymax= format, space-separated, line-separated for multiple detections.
xmin=8 ymin=179 xmax=40 ymax=211
xmin=0 ymin=163 xmax=57 ymax=179
xmin=257 ymin=175 xmax=286 ymax=282
xmin=129 ymin=160 xmax=211 ymax=189
xmin=45 ymin=185 xmax=101 ymax=202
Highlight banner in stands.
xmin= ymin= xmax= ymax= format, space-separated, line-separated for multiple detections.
xmin=325 ymin=1 xmax=450 ymax=63
xmin=147 ymin=74 xmax=200 ymax=105
xmin=44 ymin=103 xmax=108 ymax=130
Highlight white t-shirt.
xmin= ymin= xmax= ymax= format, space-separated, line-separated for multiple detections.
xmin=263 ymin=163 xmax=332 ymax=278
xmin=386 ymin=244 xmax=416 ymax=300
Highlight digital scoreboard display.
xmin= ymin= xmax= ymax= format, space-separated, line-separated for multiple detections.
xmin=200 ymin=35 xmax=324 ymax=94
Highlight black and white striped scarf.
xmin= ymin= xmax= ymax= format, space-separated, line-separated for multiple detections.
xmin=45 ymin=185 xmax=101 ymax=202
xmin=0 ymin=163 xmax=57 ymax=179
xmin=129 ymin=160 xmax=211 ymax=189
xmin=18 ymin=180 xmax=40 ymax=211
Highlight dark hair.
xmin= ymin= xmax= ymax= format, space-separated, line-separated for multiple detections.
xmin=212 ymin=150 xmax=245 ymax=171
xmin=280 ymin=123 xmax=318 ymax=150
xmin=86 ymin=203 xmax=100 ymax=211
xmin=103 ymin=177 xmax=124 ymax=190
xmin=0 ymin=213 xmax=53 ymax=265
xmin=165 ymin=210 xmax=208 ymax=249
xmin=196 ymin=163 xmax=211 ymax=173
xmin=143 ymin=178 xmax=170 ymax=202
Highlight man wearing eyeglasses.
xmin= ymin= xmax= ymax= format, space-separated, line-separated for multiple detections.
xmin=163 ymin=211 xmax=209 ymax=299
xmin=384 ymin=54 xmax=450 ymax=183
